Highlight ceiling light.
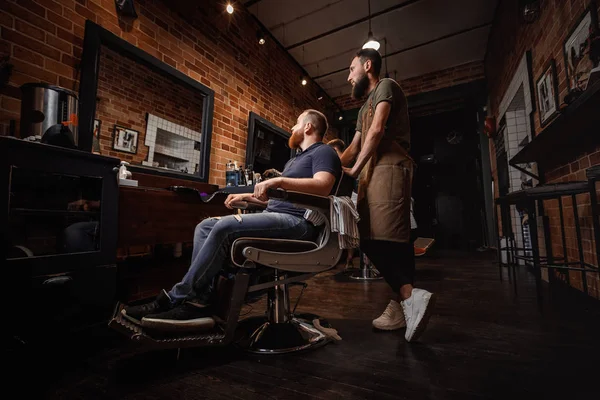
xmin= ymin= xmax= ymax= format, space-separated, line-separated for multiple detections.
xmin=301 ymin=78 xmax=307 ymax=86
xmin=257 ymin=30 xmax=265 ymax=45
xmin=362 ymin=31 xmax=380 ymax=50
xmin=226 ymin=3 xmax=234 ymax=14
xmin=362 ymin=0 xmax=379 ymax=50
xmin=338 ymin=115 xmax=343 ymax=121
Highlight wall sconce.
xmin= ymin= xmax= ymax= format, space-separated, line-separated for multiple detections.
xmin=519 ymin=0 xmax=541 ymax=23
xmin=257 ymin=30 xmax=265 ymax=45
xmin=115 ymin=0 xmax=138 ymax=18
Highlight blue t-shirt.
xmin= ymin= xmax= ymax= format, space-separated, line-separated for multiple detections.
xmin=265 ymin=142 xmax=341 ymax=218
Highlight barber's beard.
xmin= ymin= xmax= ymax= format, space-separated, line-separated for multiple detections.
xmin=351 ymin=74 xmax=369 ymax=99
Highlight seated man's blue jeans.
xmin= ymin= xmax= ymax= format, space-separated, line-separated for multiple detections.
xmin=168 ymin=211 xmax=316 ymax=305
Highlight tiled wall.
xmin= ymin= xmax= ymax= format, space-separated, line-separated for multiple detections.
xmin=143 ymin=114 xmax=202 ymax=174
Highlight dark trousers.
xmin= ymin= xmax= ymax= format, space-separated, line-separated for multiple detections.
xmin=362 ymin=239 xmax=415 ymax=293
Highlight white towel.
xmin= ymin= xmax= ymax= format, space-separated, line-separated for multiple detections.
xmin=304 ymin=196 xmax=360 ymax=249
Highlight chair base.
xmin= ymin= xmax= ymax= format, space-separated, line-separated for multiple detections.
xmin=236 ymin=313 xmax=331 ymax=354
xmin=349 ymin=266 xmax=383 ymax=280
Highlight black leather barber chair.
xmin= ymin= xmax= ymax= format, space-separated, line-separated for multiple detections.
xmin=108 ymin=188 xmax=343 ymax=354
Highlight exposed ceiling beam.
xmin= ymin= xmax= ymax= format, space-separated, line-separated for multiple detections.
xmin=285 ymin=0 xmax=422 ymax=50
xmin=313 ymin=21 xmax=492 ymax=80
xmin=243 ymin=0 xmax=263 ymax=7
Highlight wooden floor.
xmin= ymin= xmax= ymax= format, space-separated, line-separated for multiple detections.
xmin=11 ymin=250 xmax=600 ymax=399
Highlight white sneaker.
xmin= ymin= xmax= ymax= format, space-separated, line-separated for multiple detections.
xmin=372 ymin=300 xmax=406 ymax=330
xmin=401 ymin=288 xmax=436 ymax=342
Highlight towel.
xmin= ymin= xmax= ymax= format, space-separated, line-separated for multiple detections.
xmin=304 ymin=196 xmax=360 ymax=249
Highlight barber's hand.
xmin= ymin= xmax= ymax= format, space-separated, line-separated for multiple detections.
xmin=253 ymin=177 xmax=280 ymax=201
xmin=343 ymin=166 xmax=359 ymax=178
xmin=224 ymin=193 xmax=248 ymax=209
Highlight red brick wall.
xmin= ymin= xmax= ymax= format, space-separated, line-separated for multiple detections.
xmin=0 ymin=0 xmax=338 ymax=186
xmin=96 ymin=46 xmax=204 ymax=163
xmin=486 ymin=0 xmax=600 ymax=297
xmin=334 ymin=60 xmax=485 ymax=111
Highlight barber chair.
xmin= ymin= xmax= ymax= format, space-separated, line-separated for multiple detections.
xmin=108 ymin=188 xmax=343 ymax=354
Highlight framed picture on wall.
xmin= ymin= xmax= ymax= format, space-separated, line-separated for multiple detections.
xmin=112 ymin=125 xmax=138 ymax=154
xmin=563 ymin=2 xmax=599 ymax=92
xmin=536 ymin=59 xmax=559 ymax=127
xmin=93 ymin=119 xmax=101 ymax=139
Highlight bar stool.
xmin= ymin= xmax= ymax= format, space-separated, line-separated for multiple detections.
xmin=495 ymin=170 xmax=600 ymax=309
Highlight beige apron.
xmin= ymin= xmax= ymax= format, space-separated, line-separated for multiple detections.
xmin=357 ymin=96 xmax=415 ymax=243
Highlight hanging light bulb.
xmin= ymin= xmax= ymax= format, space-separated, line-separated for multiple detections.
xmin=301 ymin=78 xmax=307 ymax=86
xmin=362 ymin=32 xmax=380 ymax=50
xmin=362 ymin=0 xmax=379 ymax=50
xmin=226 ymin=3 xmax=234 ymax=14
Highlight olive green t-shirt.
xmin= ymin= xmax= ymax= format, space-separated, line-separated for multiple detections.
xmin=355 ymin=78 xmax=410 ymax=151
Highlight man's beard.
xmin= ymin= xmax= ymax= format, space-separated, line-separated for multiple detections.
xmin=351 ymin=74 xmax=369 ymax=99
xmin=288 ymin=132 xmax=303 ymax=149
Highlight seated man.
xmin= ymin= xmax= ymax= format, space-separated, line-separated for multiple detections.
xmin=122 ymin=109 xmax=341 ymax=331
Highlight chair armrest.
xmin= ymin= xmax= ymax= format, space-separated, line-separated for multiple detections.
xmin=266 ymin=188 xmax=330 ymax=211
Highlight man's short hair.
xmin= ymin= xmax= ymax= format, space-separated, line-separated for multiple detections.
xmin=355 ymin=48 xmax=382 ymax=77
xmin=303 ymin=109 xmax=328 ymax=138
xmin=327 ymin=138 xmax=346 ymax=153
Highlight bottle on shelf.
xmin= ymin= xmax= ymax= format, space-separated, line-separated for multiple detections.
xmin=226 ymin=160 xmax=237 ymax=187
xmin=238 ymin=165 xmax=247 ymax=186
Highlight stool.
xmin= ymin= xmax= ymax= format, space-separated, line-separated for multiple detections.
xmin=495 ymin=173 xmax=600 ymax=309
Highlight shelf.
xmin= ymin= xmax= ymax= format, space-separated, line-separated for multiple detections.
xmin=509 ymin=81 xmax=600 ymax=167
xmin=11 ymin=208 xmax=99 ymax=217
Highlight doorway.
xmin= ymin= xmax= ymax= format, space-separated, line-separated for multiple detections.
xmin=410 ymin=107 xmax=486 ymax=251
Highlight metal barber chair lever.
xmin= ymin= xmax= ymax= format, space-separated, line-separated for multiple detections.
xmin=108 ymin=188 xmax=343 ymax=354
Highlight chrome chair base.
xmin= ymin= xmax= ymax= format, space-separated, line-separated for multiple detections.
xmin=349 ymin=266 xmax=382 ymax=280
xmin=236 ymin=313 xmax=331 ymax=354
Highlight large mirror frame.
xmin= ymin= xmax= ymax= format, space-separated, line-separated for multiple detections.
xmin=78 ymin=20 xmax=215 ymax=182
xmin=245 ymin=112 xmax=295 ymax=172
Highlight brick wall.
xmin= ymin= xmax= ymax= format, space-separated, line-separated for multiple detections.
xmin=334 ymin=60 xmax=485 ymax=111
xmin=96 ymin=46 xmax=204 ymax=164
xmin=0 ymin=0 xmax=339 ymax=186
xmin=486 ymin=0 xmax=600 ymax=298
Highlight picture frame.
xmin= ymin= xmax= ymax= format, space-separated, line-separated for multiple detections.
xmin=112 ymin=125 xmax=139 ymax=154
xmin=93 ymin=119 xmax=101 ymax=139
xmin=536 ymin=59 xmax=560 ymax=127
xmin=563 ymin=2 xmax=599 ymax=92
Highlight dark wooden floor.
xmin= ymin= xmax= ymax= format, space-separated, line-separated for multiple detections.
xmin=11 ymin=250 xmax=600 ymax=399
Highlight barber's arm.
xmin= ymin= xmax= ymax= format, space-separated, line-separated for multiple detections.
xmin=340 ymin=131 xmax=361 ymax=167
xmin=343 ymin=101 xmax=391 ymax=178
xmin=253 ymin=171 xmax=336 ymax=201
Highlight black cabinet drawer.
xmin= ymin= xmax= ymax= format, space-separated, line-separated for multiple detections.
xmin=20 ymin=265 xmax=117 ymax=340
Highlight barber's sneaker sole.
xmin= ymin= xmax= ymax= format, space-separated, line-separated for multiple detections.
xmin=373 ymin=320 xmax=406 ymax=331
xmin=406 ymin=292 xmax=437 ymax=342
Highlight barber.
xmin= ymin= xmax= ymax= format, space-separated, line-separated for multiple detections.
xmin=341 ymin=49 xmax=436 ymax=342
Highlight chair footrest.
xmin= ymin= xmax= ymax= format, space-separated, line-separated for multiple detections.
xmin=108 ymin=303 xmax=225 ymax=349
